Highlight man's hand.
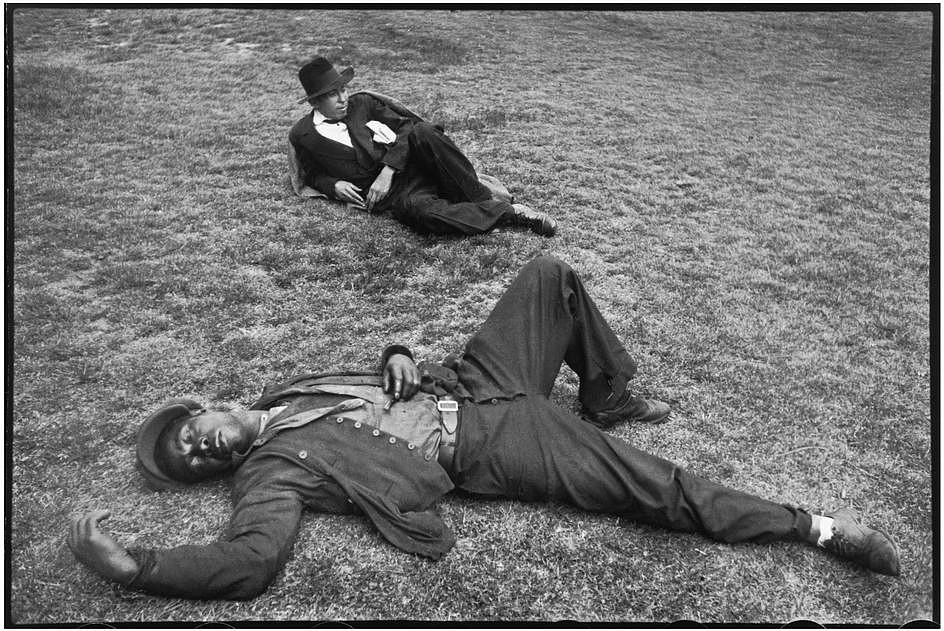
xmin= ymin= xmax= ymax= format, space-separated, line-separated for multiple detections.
xmin=365 ymin=166 xmax=395 ymax=213
xmin=383 ymin=353 xmax=420 ymax=402
xmin=334 ymin=180 xmax=366 ymax=209
xmin=68 ymin=510 xmax=140 ymax=584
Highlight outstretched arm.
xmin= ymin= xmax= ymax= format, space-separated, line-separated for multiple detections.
xmin=69 ymin=489 xmax=305 ymax=600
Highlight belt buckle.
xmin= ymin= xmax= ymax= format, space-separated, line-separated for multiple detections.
xmin=437 ymin=400 xmax=459 ymax=413
xmin=437 ymin=399 xmax=459 ymax=435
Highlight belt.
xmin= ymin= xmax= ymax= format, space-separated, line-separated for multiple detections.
xmin=436 ymin=395 xmax=460 ymax=473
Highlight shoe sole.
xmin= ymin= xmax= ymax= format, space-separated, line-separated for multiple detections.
xmin=585 ymin=410 xmax=671 ymax=427
xmin=639 ymin=411 xmax=671 ymax=424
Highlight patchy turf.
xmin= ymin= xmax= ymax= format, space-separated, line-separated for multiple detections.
xmin=9 ymin=8 xmax=935 ymax=625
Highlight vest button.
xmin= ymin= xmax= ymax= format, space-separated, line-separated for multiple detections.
xmin=424 ymin=455 xmax=431 ymax=461
xmin=407 ymin=443 xmax=416 ymax=450
xmin=298 ymin=450 xmax=308 ymax=459
xmin=335 ymin=417 xmax=344 ymax=423
xmin=388 ymin=437 xmax=396 ymax=444
xmin=354 ymin=422 xmax=362 ymax=429
xmin=491 ymin=398 xmax=498 ymax=404
xmin=372 ymin=429 xmax=381 ymax=437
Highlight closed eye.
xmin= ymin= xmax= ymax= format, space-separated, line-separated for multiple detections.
xmin=175 ymin=426 xmax=194 ymax=455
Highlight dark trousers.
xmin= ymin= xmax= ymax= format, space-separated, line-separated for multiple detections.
xmin=385 ymin=123 xmax=514 ymax=235
xmin=452 ymin=256 xmax=812 ymax=544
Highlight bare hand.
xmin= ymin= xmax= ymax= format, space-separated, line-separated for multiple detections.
xmin=383 ymin=353 xmax=420 ymax=402
xmin=68 ymin=510 xmax=139 ymax=584
xmin=334 ymin=180 xmax=365 ymax=209
xmin=365 ymin=167 xmax=395 ymax=213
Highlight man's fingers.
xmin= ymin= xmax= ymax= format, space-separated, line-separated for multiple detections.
xmin=400 ymin=368 xmax=417 ymax=398
xmin=75 ymin=510 xmax=110 ymax=539
xmin=339 ymin=184 xmax=364 ymax=205
xmin=88 ymin=510 xmax=111 ymax=533
xmin=69 ymin=516 xmax=80 ymax=548
xmin=367 ymin=188 xmax=381 ymax=211
xmin=77 ymin=514 xmax=93 ymax=539
xmin=90 ymin=509 xmax=111 ymax=522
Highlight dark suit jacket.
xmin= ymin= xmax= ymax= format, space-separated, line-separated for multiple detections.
xmin=288 ymin=92 xmax=416 ymax=197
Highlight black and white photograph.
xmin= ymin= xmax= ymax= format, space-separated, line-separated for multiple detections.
xmin=7 ymin=6 xmax=936 ymax=625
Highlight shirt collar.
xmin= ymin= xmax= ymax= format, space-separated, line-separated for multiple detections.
xmin=312 ymin=110 xmax=342 ymax=125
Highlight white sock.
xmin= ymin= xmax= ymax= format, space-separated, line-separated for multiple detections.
xmin=813 ymin=516 xmax=835 ymax=547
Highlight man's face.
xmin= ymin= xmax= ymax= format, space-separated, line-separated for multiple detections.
xmin=159 ymin=410 xmax=255 ymax=482
xmin=314 ymin=86 xmax=349 ymax=119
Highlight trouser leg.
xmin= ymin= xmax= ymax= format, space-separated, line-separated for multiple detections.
xmin=456 ymin=255 xmax=638 ymax=410
xmin=382 ymin=122 xmax=515 ymax=235
xmin=388 ymin=175 xmax=512 ymax=235
xmin=408 ymin=122 xmax=496 ymax=203
xmin=454 ymin=398 xmax=812 ymax=544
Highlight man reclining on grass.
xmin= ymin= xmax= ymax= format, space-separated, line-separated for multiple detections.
xmin=69 ymin=256 xmax=899 ymax=600
xmin=288 ymin=57 xmax=557 ymax=237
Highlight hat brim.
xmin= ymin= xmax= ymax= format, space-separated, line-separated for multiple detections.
xmin=136 ymin=403 xmax=194 ymax=491
xmin=297 ymin=66 xmax=355 ymax=104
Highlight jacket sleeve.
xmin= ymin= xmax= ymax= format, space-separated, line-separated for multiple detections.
xmin=289 ymin=131 xmax=339 ymax=197
xmin=360 ymin=94 xmax=415 ymax=172
xmin=127 ymin=487 xmax=305 ymax=600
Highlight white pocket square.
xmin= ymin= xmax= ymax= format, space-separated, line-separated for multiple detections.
xmin=365 ymin=120 xmax=397 ymax=145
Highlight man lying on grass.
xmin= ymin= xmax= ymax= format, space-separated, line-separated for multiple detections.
xmin=288 ymin=56 xmax=557 ymax=237
xmin=68 ymin=256 xmax=899 ymax=599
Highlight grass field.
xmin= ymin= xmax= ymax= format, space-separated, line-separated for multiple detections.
xmin=9 ymin=8 xmax=935 ymax=625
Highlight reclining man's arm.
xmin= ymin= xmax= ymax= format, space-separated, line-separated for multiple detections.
xmin=360 ymin=93 xmax=415 ymax=173
xmin=359 ymin=95 xmax=416 ymax=211
xmin=69 ymin=489 xmax=306 ymax=600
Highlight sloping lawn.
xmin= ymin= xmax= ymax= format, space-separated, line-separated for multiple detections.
xmin=9 ymin=8 xmax=934 ymax=625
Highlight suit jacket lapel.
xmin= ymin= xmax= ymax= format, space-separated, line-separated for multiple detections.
xmin=296 ymin=112 xmax=360 ymax=160
xmin=344 ymin=102 xmax=385 ymax=169
xmin=296 ymin=102 xmax=383 ymax=172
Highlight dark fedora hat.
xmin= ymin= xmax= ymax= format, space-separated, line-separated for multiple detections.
xmin=297 ymin=57 xmax=354 ymax=104
xmin=136 ymin=398 xmax=204 ymax=491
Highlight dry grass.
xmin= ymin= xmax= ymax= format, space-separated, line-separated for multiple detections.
xmin=9 ymin=8 xmax=934 ymax=625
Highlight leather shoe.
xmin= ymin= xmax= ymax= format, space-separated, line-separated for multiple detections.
xmin=821 ymin=508 xmax=900 ymax=576
xmin=509 ymin=204 xmax=557 ymax=237
xmin=586 ymin=392 xmax=671 ymax=428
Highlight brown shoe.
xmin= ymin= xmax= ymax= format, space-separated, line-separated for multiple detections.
xmin=821 ymin=508 xmax=900 ymax=576
xmin=586 ymin=393 xmax=671 ymax=428
xmin=510 ymin=203 xmax=557 ymax=237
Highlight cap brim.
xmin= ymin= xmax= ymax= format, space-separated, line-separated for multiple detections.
xmin=297 ymin=67 xmax=355 ymax=104
xmin=136 ymin=403 xmax=192 ymax=491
